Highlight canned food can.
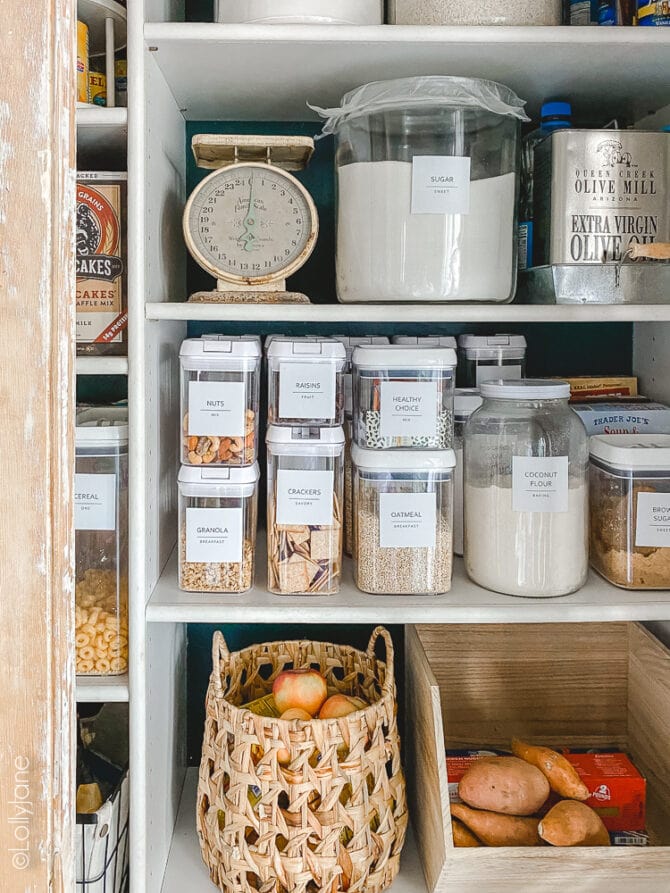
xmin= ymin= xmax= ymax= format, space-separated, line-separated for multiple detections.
xmin=637 ymin=0 xmax=670 ymax=22
xmin=77 ymin=21 xmax=89 ymax=103
xmin=89 ymin=72 xmax=106 ymax=107
xmin=115 ymin=58 xmax=127 ymax=108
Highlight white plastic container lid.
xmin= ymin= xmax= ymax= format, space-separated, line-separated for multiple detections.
xmin=76 ymin=406 xmax=128 ymax=446
xmin=180 ymin=336 xmax=261 ymax=371
xmin=458 ymin=334 xmax=527 ymax=359
xmin=352 ymin=344 xmax=457 ymax=369
xmin=352 ymin=443 xmax=456 ymax=471
xmin=267 ymin=337 xmax=346 ymax=360
xmin=178 ymin=462 xmax=259 ymax=496
xmin=332 ymin=335 xmax=390 ymax=362
xmin=266 ymin=424 xmax=345 ymax=456
xmin=590 ymin=435 xmax=670 ymax=471
xmin=480 ymin=379 xmax=570 ymax=400
xmin=454 ymin=388 xmax=483 ymax=417
xmin=393 ymin=335 xmax=458 ymax=349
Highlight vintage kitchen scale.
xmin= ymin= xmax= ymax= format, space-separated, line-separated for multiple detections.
xmin=183 ymin=134 xmax=319 ymax=304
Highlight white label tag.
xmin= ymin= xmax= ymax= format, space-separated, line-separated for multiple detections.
xmin=75 ymin=473 xmax=116 ymax=530
xmin=411 ymin=156 xmax=471 ymax=215
xmin=188 ymin=381 xmax=245 ymax=436
xmin=379 ymin=492 xmax=436 ymax=548
xmin=278 ymin=363 xmax=336 ymax=420
xmin=276 ymin=469 xmax=334 ymax=526
xmin=635 ymin=492 xmax=670 ymax=548
xmin=186 ymin=507 xmax=243 ymax=563
xmin=475 ymin=364 xmax=523 ymax=387
xmin=512 ymin=456 xmax=569 ymax=513
xmin=380 ymin=381 xmax=438 ymax=439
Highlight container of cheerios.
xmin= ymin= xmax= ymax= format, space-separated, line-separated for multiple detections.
xmin=75 ymin=406 xmax=128 ymax=676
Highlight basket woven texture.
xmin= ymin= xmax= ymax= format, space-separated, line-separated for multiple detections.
xmin=197 ymin=627 xmax=407 ymax=893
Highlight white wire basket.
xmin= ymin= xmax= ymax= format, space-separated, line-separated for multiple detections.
xmin=76 ymin=759 xmax=129 ymax=893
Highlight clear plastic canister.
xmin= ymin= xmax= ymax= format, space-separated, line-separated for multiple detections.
xmin=464 ymin=379 xmax=588 ymax=597
xmin=178 ymin=464 xmax=259 ymax=593
xmin=352 ymin=344 xmax=457 ymax=449
xmin=332 ymin=334 xmax=389 ymax=416
xmin=343 ymin=417 xmax=354 ymax=557
xmin=267 ymin=337 xmax=346 ymax=427
xmin=589 ymin=435 xmax=670 ymax=590
xmin=453 ymin=388 xmax=483 ymax=556
xmin=180 ymin=336 xmax=261 ymax=467
xmin=457 ymin=334 xmax=527 ymax=387
xmin=266 ymin=425 xmax=344 ymax=594
xmin=393 ymin=335 xmax=457 ymax=349
xmin=351 ymin=445 xmax=455 ymax=594
xmin=75 ymin=407 xmax=128 ymax=676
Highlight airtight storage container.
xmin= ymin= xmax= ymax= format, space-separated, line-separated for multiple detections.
xmin=590 ymin=435 xmax=670 ymax=590
xmin=266 ymin=425 xmax=344 ymax=595
xmin=268 ymin=337 xmax=346 ymax=427
xmin=351 ymin=446 xmax=455 ymax=594
xmin=393 ymin=335 xmax=457 ymax=349
xmin=178 ymin=464 xmax=259 ymax=593
xmin=75 ymin=407 xmax=128 ymax=676
xmin=214 ymin=0 xmax=382 ymax=23
xmin=352 ymin=344 xmax=457 ymax=449
xmin=315 ymin=77 xmax=527 ymax=303
xmin=458 ymin=334 xmax=527 ymax=387
xmin=180 ymin=336 xmax=261 ymax=467
xmin=388 ymin=0 xmax=560 ymax=25
xmin=344 ymin=416 xmax=354 ymax=557
xmin=453 ymin=389 xmax=483 ymax=556
xmin=332 ymin=335 xmax=390 ymax=418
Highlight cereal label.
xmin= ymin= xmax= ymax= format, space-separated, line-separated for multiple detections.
xmin=75 ymin=473 xmax=116 ymax=530
xmin=186 ymin=507 xmax=243 ymax=563
xmin=276 ymin=469 xmax=334 ymax=526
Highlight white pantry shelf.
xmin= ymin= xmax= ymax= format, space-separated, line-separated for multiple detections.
xmin=161 ymin=769 xmax=426 ymax=893
xmin=76 ymin=354 xmax=129 ymax=375
xmin=76 ymin=673 xmax=129 ymax=702
xmin=77 ymin=105 xmax=128 ymax=156
xmin=143 ymin=24 xmax=670 ymax=122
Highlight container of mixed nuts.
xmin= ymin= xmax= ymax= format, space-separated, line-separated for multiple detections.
xmin=267 ymin=337 xmax=346 ymax=427
xmin=178 ymin=463 xmax=259 ymax=593
xmin=266 ymin=425 xmax=344 ymax=595
xmin=180 ymin=335 xmax=261 ymax=467
xmin=351 ymin=445 xmax=455 ymax=594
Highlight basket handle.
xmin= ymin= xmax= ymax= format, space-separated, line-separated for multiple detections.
xmin=211 ymin=631 xmax=231 ymax=697
xmin=366 ymin=626 xmax=395 ymax=693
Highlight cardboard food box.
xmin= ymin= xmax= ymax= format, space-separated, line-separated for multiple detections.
xmin=557 ymin=376 xmax=638 ymax=402
xmin=573 ymin=401 xmax=670 ymax=435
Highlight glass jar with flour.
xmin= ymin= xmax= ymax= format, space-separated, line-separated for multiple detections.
xmin=463 ymin=379 xmax=588 ymax=597
xmin=314 ymin=76 xmax=527 ymax=303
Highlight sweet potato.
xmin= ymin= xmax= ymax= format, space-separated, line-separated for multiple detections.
xmin=451 ymin=803 xmax=541 ymax=847
xmin=458 ymin=756 xmax=550 ymax=816
xmin=452 ymin=818 xmax=482 ymax=847
xmin=511 ymin=738 xmax=590 ymax=801
xmin=539 ymin=800 xmax=610 ymax=847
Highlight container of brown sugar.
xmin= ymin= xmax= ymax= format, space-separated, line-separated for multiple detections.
xmin=590 ymin=435 xmax=670 ymax=589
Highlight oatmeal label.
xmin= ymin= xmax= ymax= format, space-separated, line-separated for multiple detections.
xmin=379 ymin=492 xmax=436 ymax=548
xmin=74 ymin=473 xmax=116 ymax=530
xmin=186 ymin=507 xmax=243 ymax=563
xmin=279 ymin=363 xmax=336 ymax=419
xmin=411 ymin=156 xmax=471 ymax=215
xmin=512 ymin=456 xmax=569 ymax=513
xmin=380 ymin=381 xmax=438 ymax=439
xmin=276 ymin=469 xmax=334 ymax=526
xmin=188 ymin=381 xmax=245 ymax=436
xmin=635 ymin=492 xmax=670 ymax=548
xmin=475 ymin=365 xmax=522 ymax=387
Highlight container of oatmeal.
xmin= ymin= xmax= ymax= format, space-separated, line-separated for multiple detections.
xmin=267 ymin=337 xmax=346 ymax=427
xmin=352 ymin=344 xmax=457 ymax=449
xmin=351 ymin=445 xmax=455 ymax=594
xmin=590 ymin=435 xmax=670 ymax=590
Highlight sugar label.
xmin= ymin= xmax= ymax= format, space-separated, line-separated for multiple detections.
xmin=635 ymin=492 xmax=670 ymax=548
xmin=512 ymin=456 xmax=569 ymax=513
xmin=279 ymin=363 xmax=336 ymax=420
xmin=188 ymin=381 xmax=245 ymax=436
xmin=75 ymin=473 xmax=116 ymax=530
xmin=186 ymin=507 xmax=243 ymax=563
xmin=276 ymin=469 xmax=334 ymax=526
xmin=379 ymin=492 xmax=436 ymax=548
xmin=475 ymin=365 xmax=522 ymax=387
xmin=411 ymin=156 xmax=471 ymax=215
xmin=379 ymin=381 xmax=438 ymax=439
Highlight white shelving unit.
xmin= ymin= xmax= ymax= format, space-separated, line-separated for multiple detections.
xmin=76 ymin=354 xmax=129 ymax=375
xmin=76 ymin=673 xmax=130 ymax=702
xmin=77 ymin=105 xmax=128 ymax=157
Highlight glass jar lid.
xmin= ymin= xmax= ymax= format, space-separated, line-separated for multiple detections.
xmin=480 ymin=379 xmax=570 ymax=400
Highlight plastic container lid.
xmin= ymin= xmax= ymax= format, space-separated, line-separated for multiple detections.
xmin=332 ymin=335 xmax=390 ymax=362
xmin=458 ymin=334 xmax=527 ymax=359
xmin=267 ymin=337 xmax=346 ymax=360
xmin=180 ymin=335 xmax=262 ymax=370
xmin=393 ymin=335 xmax=458 ymax=349
xmin=352 ymin=344 xmax=457 ymax=369
xmin=541 ymin=101 xmax=572 ymax=119
xmin=266 ymin=424 xmax=345 ymax=446
xmin=76 ymin=406 xmax=128 ymax=446
xmin=351 ymin=443 xmax=456 ymax=471
xmin=590 ymin=435 xmax=670 ymax=471
xmin=454 ymin=388 xmax=483 ymax=416
xmin=480 ymin=379 xmax=571 ymax=400
xmin=178 ymin=463 xmax=260 ymax=485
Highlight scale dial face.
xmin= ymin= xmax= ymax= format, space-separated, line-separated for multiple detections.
xmin=183 ymin=162 xmax=318 ymax=286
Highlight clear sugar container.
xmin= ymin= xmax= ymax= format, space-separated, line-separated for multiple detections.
xmin=180 ymin=336 xmax=261 ymax=467
xmin=266 ymin=425 xmax=344 ymax=594
xmin=178 ymin=463 xmax=259 ymax=593
xmin=589 ymin=435 xmax=670 ymax=590
xmin=352 ymin=344 xmax=457 ymax=449
xmin=267 ymin=337 xmax=346 ymax=427
xmin=453 ymin=388 xmax=483 ymax=556
xmin=351 ymin=445 xmax=455 ymax=594
xmin=457 ymin=334 xmax=527 ymax=387
xmin=75 ymin=407 xmax=128 ymax=676
xmin=464 ymin=379 xmax=588 ymax=597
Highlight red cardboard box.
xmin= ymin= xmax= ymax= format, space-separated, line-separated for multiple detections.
xmin=565 ymin=753 xmax=646 ymax=832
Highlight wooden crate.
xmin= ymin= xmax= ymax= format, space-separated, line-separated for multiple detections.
xmin=405 ymin=622 xmax=670 ymax=893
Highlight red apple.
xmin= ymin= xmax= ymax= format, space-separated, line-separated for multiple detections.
xmin=273 ymin=668 xmax=327 ymax=716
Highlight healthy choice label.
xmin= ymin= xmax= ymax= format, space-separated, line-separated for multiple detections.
xmin=188 ymin=381 xmax=245 ymax=436
xmin=279 ymin=363 xmax=336 ymax=420
xmin=512 ymin=456 xmax=569 ymax=513
xmin=276 ymin=469 xmax=334 ymax=526
xmin=74 ymin=473 xmax=116 ymax=530
xmin=635 ymin=492 xmax=670 ymax=548
xmin=379 ymin=381 xmax=438 ymax=439
xmin=379 ymin=492 xmax=436 ymax=548
xmin=186 ymin=507 xmax=243 ymax=563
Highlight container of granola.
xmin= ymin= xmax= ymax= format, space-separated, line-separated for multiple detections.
xmin=590 ymin=435 xmax=670 ymax=589
xmin=352 ymin=344 xmax=457 ymax=449
xmin=180 ymin=335 xmax=261 ymax=467
xmin=266 ymin=425 xmax=344 ymax=595
xmin=75 ymin=407 xmax=128 ymax=675
xmin=267 ymin=337 xmax=346 ymax=427
xmin=178 ymin=463 xmax=259 ymax=593
xmin=351 ymin=445 xmax=455 ymax=594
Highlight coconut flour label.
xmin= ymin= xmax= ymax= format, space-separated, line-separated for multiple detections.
xmin=188 ymin=381 xmax=245 ymax=436
xmin=635 ymin=492 xmax=670 ymax=548
xmin=379 ymin=492 xmax=436 ymax=548
xmin=75 ymin=473 xmax=116 ymax=530
xmin=512 ymin=456 xmax=569 ymax=513
xmin=186 ymin=507 xmax=243 ymax=563
xmin=411 ymin=156 xmax=471 ymax=215
xmin=279 ymin=363 xmax=336 ymax=420
xmin=276 ymin=469 xmax=334 ymax=526
xmin=380 ymin=381 xmax=438 ymax=439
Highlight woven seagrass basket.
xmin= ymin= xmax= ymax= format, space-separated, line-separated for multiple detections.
xmin=197 ymin=626 xmax=407 ymax=893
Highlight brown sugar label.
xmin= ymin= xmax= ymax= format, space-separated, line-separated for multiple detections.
xmin=76 ymin=181 xmax=125 ymax=343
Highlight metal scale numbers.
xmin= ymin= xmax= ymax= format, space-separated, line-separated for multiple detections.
xmin=183 ymin=135 xmax=319 ymax=304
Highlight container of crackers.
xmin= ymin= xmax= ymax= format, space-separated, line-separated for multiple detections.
xmin=266 ymin=425 xmax=344 ymax=595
